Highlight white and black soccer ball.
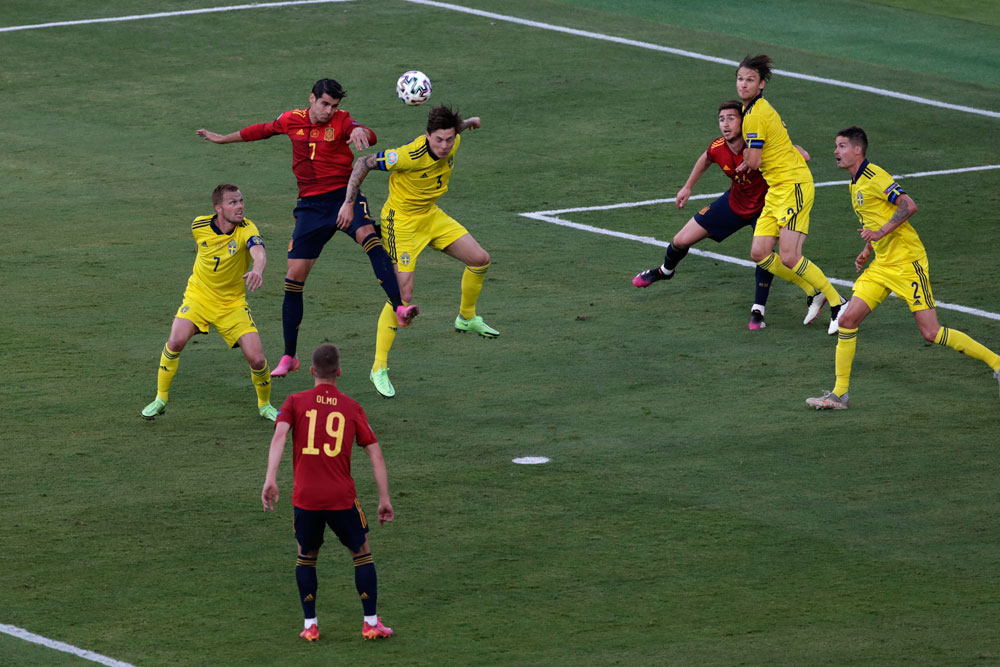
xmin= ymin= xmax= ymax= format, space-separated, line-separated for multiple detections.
xmin=396 ymin=70 xmax=432 ymax=106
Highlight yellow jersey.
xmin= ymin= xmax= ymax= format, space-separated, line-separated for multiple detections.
xmin=374 ymin=134 xmax=460 ymax=215
xmin=741 ymin=94 xmax=811 ymax=185
xmin=185 ymin=215 xmax=263 ymax=304
xmin=849 ymin=160 xmax=925 ymax=266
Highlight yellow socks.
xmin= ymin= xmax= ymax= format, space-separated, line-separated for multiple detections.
xmin=833 ymin=327 xmax=858 ymax=396
xmin=373 ymin=301 xmax=399 ymax=371
xmin=935 ymin=327 xmax=1000 ymax=370
xmin=459 ymin=264 xmax=490 ymax=320
xmin=156 ymin=344 xmax=180 ymax=402
xmin=756 ymin=252 xmax=814 ymax=296
xmin=792 ymin=256 xmax=843 ymax=307
xmin=251 ymin=362 xmax=272 ymax=408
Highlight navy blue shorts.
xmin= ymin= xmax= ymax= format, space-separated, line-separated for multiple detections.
xmin=293 ymin=501 xmax=370 ymax=554
xmin=692 ymin=190 xmax=759 ymax=242
xmin=288 ymin=188 xmax=377 ymax=260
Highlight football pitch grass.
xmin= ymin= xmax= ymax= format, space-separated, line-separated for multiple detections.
xmin=2 ymin=1 xmax=999 ymax=664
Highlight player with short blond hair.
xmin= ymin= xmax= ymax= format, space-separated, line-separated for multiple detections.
xmin=140 ymin=184 xmax=277 ymax=420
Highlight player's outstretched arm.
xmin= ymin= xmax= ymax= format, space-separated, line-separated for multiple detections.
xmin=196 ymin=129 xmax=244 ymax=144
xmin=244 ymin=244 xmax=266 ymax=292
xmin=336 ymin=154 xmax=378 ymax=230
xmin=348 ymin=125 xmax=376 ymax=151
xmin=363 ymin=442 xmax=393 ymax=525
xmin=262 ymin=422 xmax=291 ymax=511
xmin=676 ymin=151 xmax=712 ymax=209
xmin=459 ymin=117 xmax=481 ymax=132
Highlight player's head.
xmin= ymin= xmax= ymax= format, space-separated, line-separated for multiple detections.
xmin=211 ymin=184 xmax=244 ymax=224
xmin=736 ymin=54 xmax=771 ymax=103
xmin=425 ymin=105 xmax=462 ymax=159
xmin=834 ymin=126 xmax=868 ymax=171
xmin=718 ymin=100 xmax=743 ymax=141
xmin=309 ymin=78 xmax=345 ymax=124
xmin=311 ymin=343 xmax=342 ymax=381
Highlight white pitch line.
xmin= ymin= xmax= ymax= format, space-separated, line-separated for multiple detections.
xmin=0 ymin=624 xmax=135 ymax=667
xmin=521 ymin=165 xmax=1000 ymax=322
xmin=532 ymin=164 xmax=1000 ymax=216
xmin=0 ymin=0 xmax=352 ymax=33
xmin=404 ymin=0 xmax=1000 ymax=120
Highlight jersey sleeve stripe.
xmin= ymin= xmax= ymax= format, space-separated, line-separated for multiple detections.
xmin=748 ymin=139 xmax=764 ymax=148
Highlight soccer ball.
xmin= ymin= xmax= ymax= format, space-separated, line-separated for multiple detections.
xmin=396 ymin=70 xmax=432 ymax=106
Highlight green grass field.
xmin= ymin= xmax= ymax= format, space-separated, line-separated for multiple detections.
xmin=2 ymin=1 xmax=999 ymax=665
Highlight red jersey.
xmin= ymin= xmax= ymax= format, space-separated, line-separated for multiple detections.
xmin=276 ymin=383 xmax=377 ymax=511
xmin=239 ymin=109 xmax=376 ymax=198
xmin=705 ymin=137 xmax=768 ymax=218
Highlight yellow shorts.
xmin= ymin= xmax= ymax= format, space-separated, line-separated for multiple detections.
xmin=753 ymin=181 xmax=814 ymax=237
xmin=380 ymin=205 xmax=468 ymax=273
xmin=853 ymin=258 xmax=935 ymax=313
xmin=175 ymin=292 xmax=258 ymax=348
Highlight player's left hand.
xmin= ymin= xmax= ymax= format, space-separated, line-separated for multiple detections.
xmin=262 ymin=482 xmax=279 ymax=511
xmin=858 ymin=227 xmax=885 ymax=243
xmin=244 ymin=270 xmax=263 ymax=291
xmin=855 ymin=245 xmax=871 ymax=272
xmin=349 ymin=127 xmax=371 ymax=151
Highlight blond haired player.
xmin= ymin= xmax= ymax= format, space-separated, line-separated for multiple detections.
xmin=337 ymin=105 xmax=496 ymax=398
xmin=737 ymin=54 xmax=846 ymax=334
xmin=806 ymin=127 xmax=1000 ymax=409
xmin=140 ymin=184 xmax=277 ymax=420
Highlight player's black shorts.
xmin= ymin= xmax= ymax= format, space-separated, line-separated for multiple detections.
xmin=693 ymin=190 xmax=759 ymax=243
xmin=288 ymin=188 xmax=378 ymax=259
xmin=293 ymin=501 xmax=370 ymax=553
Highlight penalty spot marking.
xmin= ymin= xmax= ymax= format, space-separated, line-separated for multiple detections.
xmin=513 ymin=457 xmax=550 ymax=465
xmin=0 ymin=623 xmax=135 ymax=667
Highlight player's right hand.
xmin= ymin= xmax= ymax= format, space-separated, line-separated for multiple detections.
xmin=261 ymin=482 xmax=279 ymax=511
xmin=675 ymin=186 xmax=692 ymax=209
xmin=335 ymin=203 xmax=354 ymax=231
xmin=378 ymin=500 xmax=394 ymax=525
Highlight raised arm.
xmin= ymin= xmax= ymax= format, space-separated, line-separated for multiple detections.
xmin=336 ymin=154 xmax=379 ymax=230
xmin=459 ymin=117 xmax=481 ymax=132
xmin=676 ymin=151 xmax=712 ymax=209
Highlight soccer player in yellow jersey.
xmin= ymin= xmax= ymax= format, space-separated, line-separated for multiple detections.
xmin=337 ymin=106 xmax=495 ymax=398
xmin=736 ymin=54 xmax=846 ymax=335
xmin=140 ymin=184 xmax=278 ymax=420
xmin=806 ymin=127 xmax=1000 ymax=409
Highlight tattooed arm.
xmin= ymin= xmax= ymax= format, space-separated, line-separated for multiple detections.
xmin=859 ymin=194 xmax=918 ymax=243
xmin=336 ymin=154 xmax=379 ymax=230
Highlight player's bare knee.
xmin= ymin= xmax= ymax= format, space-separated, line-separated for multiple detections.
xmin=921 ymin=324 xmax=940 ymax=343
xmin=469 ymin=249 xmax=490 ymax=266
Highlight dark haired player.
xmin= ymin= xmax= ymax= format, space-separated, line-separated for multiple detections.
xmin=633 ymin=100 xmax=814 ymax=330
xmin=196 ymin=78 xmax=418 ymax=379
xmin=736 ymin=54 xmax=846 ymax=334
xmin=262 ymin=343 xmax=395 ymax=641
xmin=337 ymin=105 xmax=495 ymax=398
xmin=806 ymin=127 xmax=1000 ymax=409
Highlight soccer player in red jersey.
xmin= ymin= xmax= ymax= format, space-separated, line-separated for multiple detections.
xmin=262 ymin=343 xmax=394 ymax=641
xmin=197 ymin=79 xmax=418 ymax=379
xmin=632 ymin=101 xmax=813 ymax=329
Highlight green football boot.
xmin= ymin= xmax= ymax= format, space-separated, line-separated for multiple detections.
xmin=454 ymin=315 xmax=499 ymax=338
xmin=370 ymin=368 xmax=396 ymax=398
xmin=141 ymin=397 xmax=166 ymax=420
